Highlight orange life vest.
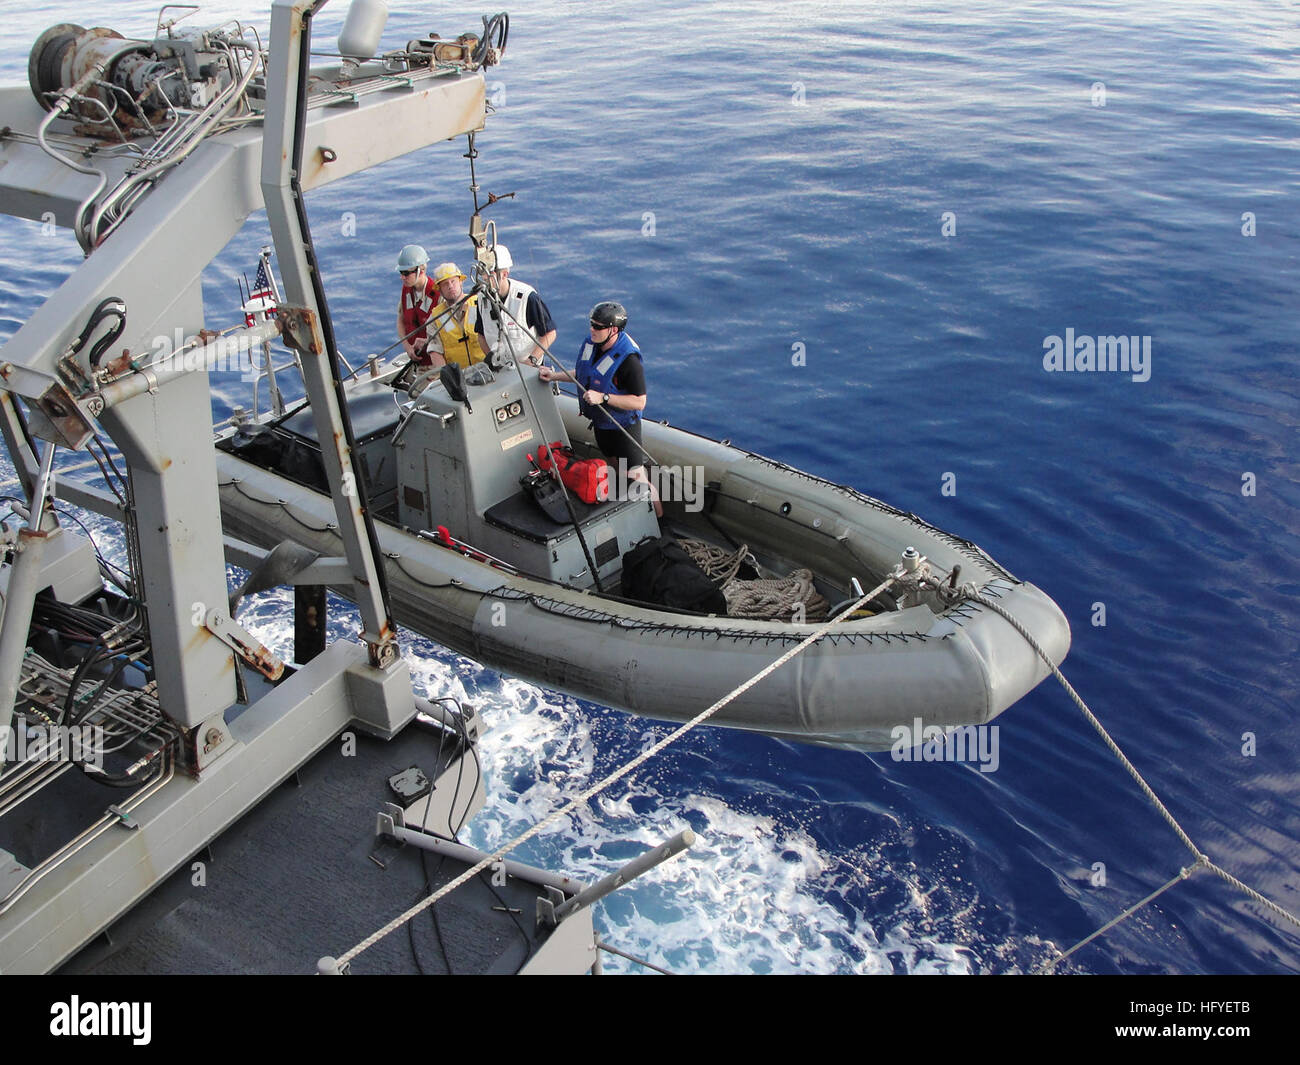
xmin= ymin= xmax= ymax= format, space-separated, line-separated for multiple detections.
xmin=399 ymin=277 xmax=439 ymax=365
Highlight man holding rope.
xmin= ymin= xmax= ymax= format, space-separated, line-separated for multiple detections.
xmin=394 ymin=244 xmax=437 ymax=366
xmin=426 ymin=262 xmax=490 ymax=370
xmin=539 ymin=301 xmax=661 ymax=517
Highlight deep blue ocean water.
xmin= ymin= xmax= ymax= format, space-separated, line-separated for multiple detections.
xmin=1 ymin=1 xmax=1297 ymax=975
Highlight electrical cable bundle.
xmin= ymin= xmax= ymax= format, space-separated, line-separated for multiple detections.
xmin=405 ymin=697 xmax=532 ymax=974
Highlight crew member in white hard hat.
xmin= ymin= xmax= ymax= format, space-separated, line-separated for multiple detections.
xmin=394 ymin=244 xmax=437 ymax=366
xmin=473 ymin=244 xmax=557 ymax=367
xmin=426 ymin=262 xmax=489 ymax=369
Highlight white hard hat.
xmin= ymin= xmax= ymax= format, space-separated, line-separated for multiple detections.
xmin=493 ymin=244 xmax=513 ymax=271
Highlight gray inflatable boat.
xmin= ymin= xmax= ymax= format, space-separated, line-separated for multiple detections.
xmin=216 ymin=360 xmax=1070 ymax=750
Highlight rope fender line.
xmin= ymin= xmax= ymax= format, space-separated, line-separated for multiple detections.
xmin=213 ymin=484 xmax=934 ymax=644
xmin=327 ymin=572 xmax=901 ymax=971
xmin=939 ymin=585 xmax=1300 ymax=969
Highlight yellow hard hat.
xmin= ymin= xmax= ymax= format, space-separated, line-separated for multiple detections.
xmin=432 ymin=262 xmax=466 ymax=284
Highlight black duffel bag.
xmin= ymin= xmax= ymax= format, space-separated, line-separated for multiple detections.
xmin=621 ymin=536 xmax=727 ymax=616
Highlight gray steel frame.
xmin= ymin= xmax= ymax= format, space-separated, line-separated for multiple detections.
xmin=0 ymin=1 xmax=493 ymax=971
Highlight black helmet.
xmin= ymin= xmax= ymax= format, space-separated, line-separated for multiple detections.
xmin=589 ymin=301 xmax=628 ymax=331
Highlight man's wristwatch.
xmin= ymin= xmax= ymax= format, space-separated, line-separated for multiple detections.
xmin=602 ymin=393 xmax=610 ymax=405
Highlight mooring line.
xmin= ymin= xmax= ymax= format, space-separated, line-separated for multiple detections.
xmin=951 ymin=587 xmax=1300 ymax=970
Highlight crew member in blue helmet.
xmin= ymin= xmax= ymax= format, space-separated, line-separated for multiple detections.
xmin=539 ymin=301 xmax=661 ymax=516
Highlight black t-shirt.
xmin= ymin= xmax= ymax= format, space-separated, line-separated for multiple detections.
xmin=611 ymin=350 xmax=645 ymax=397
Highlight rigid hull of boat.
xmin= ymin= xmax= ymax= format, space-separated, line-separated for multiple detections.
xmin=216 ymin=398 xmax=1070 ymax=750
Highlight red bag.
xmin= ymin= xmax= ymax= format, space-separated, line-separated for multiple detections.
xmin=536 ymin=441 xmax=610 ymax=504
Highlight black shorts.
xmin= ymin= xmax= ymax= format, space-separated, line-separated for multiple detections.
xmin=594 ymin=421 xmax=649 ymax=469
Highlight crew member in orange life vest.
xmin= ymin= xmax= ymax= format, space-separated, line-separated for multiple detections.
xmin=538 ymin=301 xmax=662 ymax=517
xmin=426 ymin=262 xmax=490 ymax=370
xmin=395 ymin=244 xmax=438 ymax=366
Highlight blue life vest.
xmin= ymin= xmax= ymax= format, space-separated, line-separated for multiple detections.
xmin=574 ymin=331 xmax=642 ymax=428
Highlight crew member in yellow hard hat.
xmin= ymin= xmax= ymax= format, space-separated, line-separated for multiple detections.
xmin=425 ymin=262 xmax=489 ymax=369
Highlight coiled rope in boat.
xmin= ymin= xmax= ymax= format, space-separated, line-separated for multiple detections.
xmin=678 ymin=538 xmax=829 ymax=622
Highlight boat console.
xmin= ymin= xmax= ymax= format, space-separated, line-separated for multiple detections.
xmin=394 ymin=361 xmax=660 ymax=588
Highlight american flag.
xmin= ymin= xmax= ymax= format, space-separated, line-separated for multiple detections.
xmin=243 ymin=255 xmax=278 ymax=327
